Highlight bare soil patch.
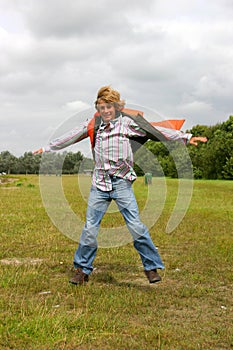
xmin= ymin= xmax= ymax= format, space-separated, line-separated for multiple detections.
xmin=0 ymin=177 xmax=18 ymax=185
xmin=0 ymin=258 xmax=44 ymax=265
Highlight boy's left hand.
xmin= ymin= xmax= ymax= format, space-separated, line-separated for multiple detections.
xmin=189 ymin=136 xmax=208 ymax=146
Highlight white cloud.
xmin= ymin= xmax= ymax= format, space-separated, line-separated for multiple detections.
xmin=65 ymin=100 xmax=91 ymax=111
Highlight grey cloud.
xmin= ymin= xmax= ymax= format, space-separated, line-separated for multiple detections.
xmin=20 ymin=0 xmax=153 ymax=39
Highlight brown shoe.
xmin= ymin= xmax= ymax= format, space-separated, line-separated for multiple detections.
xmin=144 ymin=269 xmax=162 ymax=283
xmin=69 ymin=268 xmax=89 ymax=285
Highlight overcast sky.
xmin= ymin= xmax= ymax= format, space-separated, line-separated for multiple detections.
xmin=0 ymin=0 xmax=233 ymax=157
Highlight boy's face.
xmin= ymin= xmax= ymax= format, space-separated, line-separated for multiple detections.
xmin=98 ymin=102 xmax=116 ymax=124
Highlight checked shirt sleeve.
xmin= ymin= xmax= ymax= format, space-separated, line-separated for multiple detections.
xmin=154 ymin=126 xmax=192 ymax=144
xmin=44 ymin=120 xmax=89 ymax=152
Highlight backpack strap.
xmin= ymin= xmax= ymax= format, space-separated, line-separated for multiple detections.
xmin=87 ymin=112 xmax=102 ymax=149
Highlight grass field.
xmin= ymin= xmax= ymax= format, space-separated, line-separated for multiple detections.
xmin=0 ymin=175 xmax=232 ymax=350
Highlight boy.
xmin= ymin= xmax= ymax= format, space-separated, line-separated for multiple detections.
xmin=34 ymin=86 xmax=207 ymax=285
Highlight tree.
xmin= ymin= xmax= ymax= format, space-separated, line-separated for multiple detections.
xmin=79 ymin=157 xmax=94 ymax=173
xmin=222 ymin=156 xmax=233 ymax=180
xmin=0 ymin=151 xmax=18 ymax=174
xmin=187 ymin=116 xmax=233 ymax=179
xmin=204 ymin=129 xmax=233 ymax=179
xmin=17 ymin=152 xmax=40 ymax=174
xmin=62 ymin=151 xmax=83 ymax=174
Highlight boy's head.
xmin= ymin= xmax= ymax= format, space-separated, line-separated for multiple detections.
xmin=95 ymin=86 xmax=125 ymax=111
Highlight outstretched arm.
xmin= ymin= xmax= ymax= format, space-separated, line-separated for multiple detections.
xmin=152 ymin=125 xmax=208 ymax=146
xmin=33 ymin=121 xmax=89 ymax=154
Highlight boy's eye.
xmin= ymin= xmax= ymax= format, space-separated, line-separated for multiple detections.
xmin=99 ymin=104 xmax=113 ymax=110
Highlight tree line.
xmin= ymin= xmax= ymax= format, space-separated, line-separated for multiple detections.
xmin=0 ymin=151 xmax=87 ymax=175
xmin=0 ymin=116 xmax=232 ymax=179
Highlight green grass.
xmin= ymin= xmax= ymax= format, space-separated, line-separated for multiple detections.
xmin=0 ymin=175 xmax=232 ymax=349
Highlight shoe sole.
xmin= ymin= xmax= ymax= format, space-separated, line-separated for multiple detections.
xmin=69 ymin=278 xmax=89 ymax=285
xmin=149 ymin=278 xmax=161 ymax=283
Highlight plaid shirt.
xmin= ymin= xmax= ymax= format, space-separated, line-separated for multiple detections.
xmin=92 ymin=115 xmax=146 ymax=191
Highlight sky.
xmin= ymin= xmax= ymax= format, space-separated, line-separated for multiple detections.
xmin=0 ymin=0 xmax=233 ymax=157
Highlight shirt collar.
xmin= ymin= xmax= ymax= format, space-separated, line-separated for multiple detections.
xmin=99 ymin=113 xmax=121 ymax=130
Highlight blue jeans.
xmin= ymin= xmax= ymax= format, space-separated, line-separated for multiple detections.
xmin=74 ymin=177 xmax=164 ymax=274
